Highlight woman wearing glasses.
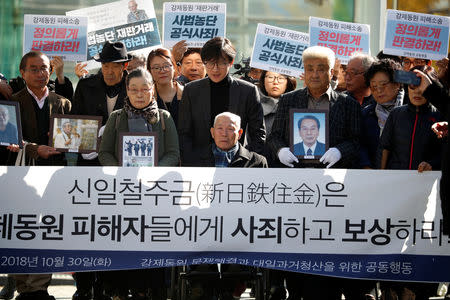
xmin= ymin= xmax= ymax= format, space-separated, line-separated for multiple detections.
xmin=359 ymin=59 xmax=405 ymax=169
xmin=256 ymin=71 xmax=296 ymax=167
xmin=147 ymin=48 xmax=183 ymax=128
xmin=99 ymin=67 xmax=179 ymax=167
xmin=259 ymin=71 xmax=296 ymax=135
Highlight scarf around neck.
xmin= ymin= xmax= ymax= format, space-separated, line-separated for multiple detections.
xmin=123 ymin=97 xmax=159 ymax=126
xmin=375 ymin=88 xmax=404 ymax=136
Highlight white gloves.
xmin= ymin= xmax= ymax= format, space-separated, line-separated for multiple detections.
xmin=98 ymin=125 xmax=105 ymax=137
xmin=319 ymin=147 xmax=342 ymax=168
xmin=81 ymin=152 xmax=98 ymax=160
xmin=81 ymin=125 xmax=105 ymax=161
xmin=278 ymin=147 xmax=298 ymax=168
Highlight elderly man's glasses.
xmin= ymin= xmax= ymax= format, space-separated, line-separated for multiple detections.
xmin=345 ymin=69 xmax=364 ymax=77
xmin=25 ymin=67 xmax=50 ymax=74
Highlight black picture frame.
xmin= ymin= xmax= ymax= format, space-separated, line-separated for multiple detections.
xmin=0 ymin=100 xmax=23 ymax=148
xmin=119 ymin=132 xmax=158 ymax=167
xmin=49 ymin=114 xmax=102 ymax=153
xmin=289 ymin=109 xmax=329 ymax=160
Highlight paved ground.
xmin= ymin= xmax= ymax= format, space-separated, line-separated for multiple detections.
xmin=0 ymin=273 xmax=76 ymax=299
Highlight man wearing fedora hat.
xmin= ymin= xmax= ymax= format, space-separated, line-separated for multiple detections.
xmin=72 ymin=41 xmax=131 ymax=162
xmin=72 ymin=41 xmax=131 ymax=127
xmin=70 ymin=41 xmax=131 ymax=300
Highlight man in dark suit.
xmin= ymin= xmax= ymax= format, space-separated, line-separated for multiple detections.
xmin=10 ymin=51 xmax=71 ymax=300
xmin=178 ymin=37 xmax=265 ymax=166
xmin=292 ymin=115 xmax=326 ymax=156
xmin=267 ymin=45 xmax=361 ymax=300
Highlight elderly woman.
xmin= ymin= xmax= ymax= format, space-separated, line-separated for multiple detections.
xmin=99 ymin=67 xmax=179 ymax=167
xmin=359 ymin=59 xmax=404 ymax=168
xmin=147 ymin=48 xmax=183 ymax=128
xmin=98 ymin=67 xmax=179 ymax=300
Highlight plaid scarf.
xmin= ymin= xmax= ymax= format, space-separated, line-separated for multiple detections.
xmin=123 ymin=97 xmax=159 ymax=125
xmin=212 ymin=144 xmax=239 ymax=168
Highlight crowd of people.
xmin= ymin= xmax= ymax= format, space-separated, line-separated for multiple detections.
xmin=0 ymin=33 xmax=449 ymax=300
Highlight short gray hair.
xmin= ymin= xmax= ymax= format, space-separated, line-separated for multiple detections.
xmin=126 ymin=67 xmax=153 ymax=87
xmin=213 ymin=112 xmax=241 ymax=129
xmin=349 ymin=52 xmax=377 ymax=72
xmin=302 ymin=46 xmax=335 ymax=71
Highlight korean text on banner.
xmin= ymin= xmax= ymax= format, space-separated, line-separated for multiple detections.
xmin=163 ymin=2 xmax=226 ymax=49
xmin=23 ymin=15 xmax=88 ymax=62
xmin=250 ymin=23 xmax=309 ymax=77
xmin=309 ymin=17 xmax=370 ymax=64
xmin=67 ymin=0 xmax=161 ymax=69
xmin=0 ymin=167 xmax=449 ymax=283
xmin=384 ymin=9 xmax=450 ymax=60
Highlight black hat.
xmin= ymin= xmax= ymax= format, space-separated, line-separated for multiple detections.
xmin=94 ymin=41 xmax=132 ymax=63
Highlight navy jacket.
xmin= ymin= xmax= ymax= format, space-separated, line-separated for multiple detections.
xmin=379 ymin=103 xmax=441 ymax=170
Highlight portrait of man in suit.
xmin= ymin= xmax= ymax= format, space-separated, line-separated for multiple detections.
xmin=293 ymin=114 xmax=326 ymax=157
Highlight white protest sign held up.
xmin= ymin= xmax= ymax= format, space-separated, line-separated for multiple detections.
xmin=384 ymin=9 xmax=450 ymax=60
xmin=250 ymin=23 xmax=309 ymax=77
xmin=67 ymin=0 xmax=161 ymax=69
xmin=23 ymin=15 xmax=88 ymax=61
xmin=163 ymin=2 xmax=226 ymax=49
xmin=309 ymin=17 xmax=370 ymax=64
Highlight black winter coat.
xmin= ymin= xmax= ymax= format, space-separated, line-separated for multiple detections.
xmin=379 ymin=103 xmax=442 ymax=170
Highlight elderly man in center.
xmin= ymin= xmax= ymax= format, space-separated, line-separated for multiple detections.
xmin=268 ymin=45 xmax=362 ymax=299
xmin=185 ymin=112 xmax=266 ymax=300
xmin=178 ymin=37 xmax=265 ymax=166
xmin=205 ymin=111 xmax=267 ymax=168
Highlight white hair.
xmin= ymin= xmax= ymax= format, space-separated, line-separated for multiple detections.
xmin=349 ymin=52 xmax=377 ymax=72
xmin=302 ymin=46 xmax=336 ymax=71
xmin=213 ymin=112 xmax=241 ymax=129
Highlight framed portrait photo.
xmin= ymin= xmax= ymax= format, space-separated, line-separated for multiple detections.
xmin=49 ymin=114 xmax=102 ymax=153
xmin=0 ymin=101 xmax=23 ymax=148
xmin=119 ymin=132 xmax=158 ymax=167
xmin=289 ymin=109 xmax=329 ymax=160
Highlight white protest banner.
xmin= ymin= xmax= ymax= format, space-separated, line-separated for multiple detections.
xmin=0 ymin=167 xmax=448 ymax=282
xmin=309 ymin=17 xmax=370 ymax=64
xmin=384 ymin=9 xmax=450 ymax=60
xmin=163 ymin=2 xmax=226 ymax=49
xmin=23 ymin=15 xmax=88 ymax=61
xmin=67 ymin=0 xmax=161 ymax=69
xmin=250 ymin=23 xmax=309 ymax=77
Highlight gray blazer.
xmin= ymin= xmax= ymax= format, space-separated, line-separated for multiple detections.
xmin=178 ymin=76 xmax=265 ymax=166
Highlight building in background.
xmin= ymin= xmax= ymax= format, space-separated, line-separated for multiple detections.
xmin=0 ymin=0 xmax=448 ymax=82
